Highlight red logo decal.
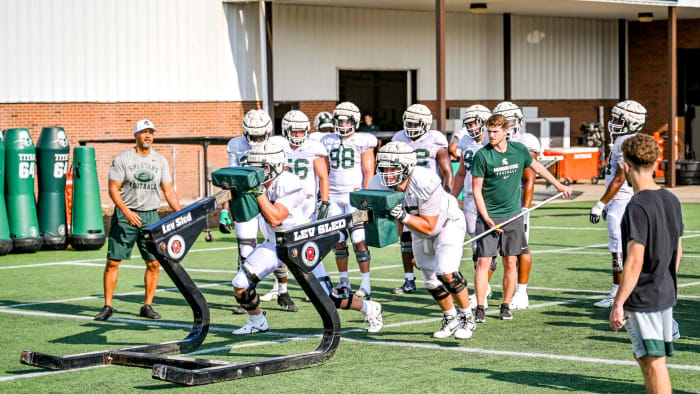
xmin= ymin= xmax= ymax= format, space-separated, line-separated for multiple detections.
xmin=305 ymin=247 xmax=316 ymax=262
xmin=171 ymin=240 xmax=182 ymax=255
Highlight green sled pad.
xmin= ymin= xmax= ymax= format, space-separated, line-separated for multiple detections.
xmin=349 ymin=189 xmax=405 ymax=248
xmin=212 ymin=167 xmax=265 ymax=222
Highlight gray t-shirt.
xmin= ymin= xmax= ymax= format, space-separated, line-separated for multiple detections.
xmin=108 ymin=148 xmax=172 ymax=211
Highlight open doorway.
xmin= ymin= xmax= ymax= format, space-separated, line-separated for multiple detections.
xmin=338 ymin=70 xmax=417 ymax=132
xmin=679 ymin=49 xmax=700 ymax=160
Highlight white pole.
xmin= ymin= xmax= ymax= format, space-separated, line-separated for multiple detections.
xmin=463 ymin=192 xmax=564 ymax=246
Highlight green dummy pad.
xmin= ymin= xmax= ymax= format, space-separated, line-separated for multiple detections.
xmin=349 ymin=189 xmax=405 ymax=248
xmin=212 ymin=167 xmax=265 ymax=222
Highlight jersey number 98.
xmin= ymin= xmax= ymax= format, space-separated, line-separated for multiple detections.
xmin=330 ymin=147 xmax=354 ymax=169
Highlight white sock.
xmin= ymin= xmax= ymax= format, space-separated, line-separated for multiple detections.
xmin=444 ymin=307 xmax=457 ymax=317
xmin=361 ymin=272 xmax=371 ymax=290
xmin=278 ymin=282 xmax=288 ymax=293
xmin=360 ymin=300 xmax=368 ymax=314
xmin=516 ymin=284 xmax=527 ymax=293
xmin=405 ymin=272 xmax=415 ymax=281
xmin=611 ymin=284 xmax=619 ymax=295
xmin=459 ymin=307 xmax=472 ymax=317
xmin=339 ymin=271 xmax=349 ymax=282
xmin=271 ymin=279 xmax=279 ymax=291
xmin=250 ymin=312 xmax=265 ymax=324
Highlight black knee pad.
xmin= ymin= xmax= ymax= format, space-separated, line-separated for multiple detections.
xmin=274 ymin=266 xmax=287 ymax=280
xmin=330 ymin=286 xmax=354 ymax=310
xmin=428 ymin=285 xmax=450 ymax=301
xmin=234 ymin=287 xmax=260 ymax=311
xmin=438 ymin=272 xmax=468 ymax=294
xmin=354 ymin=247 xmax=371 ymax=263
xmin=400 ymin=231 xmax=412 ymax=253
xmin=612 ymin=253 xmax=623 ymax=273
xmin=334 ymin=242 xmax=349 ymax=259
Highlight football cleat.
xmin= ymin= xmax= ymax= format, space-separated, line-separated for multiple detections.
xmin=336 ymin=277 xmax=351 ymax=293
xmin=355 ymin=287 xmax=371 ymax=299
xmin=454 ymin=313 xmax=476 ymax=340
xmin=277 ymin=292 xmax=299 ymax=312
xmin=474 ymin=306 xmax=486 ymax=323
xmin=392 ymin=278 xmax=417 ymax=295
xmin=433 ymin=313 xmax=460 ymax=338
xmin=94 ymin=305 xmax=114 ymax=321
xmin=260 ymin=280 xmax=280 ymax=302
xmin=232 ymin=313 xmax=269 ymax=335
xmin=499 ymin=303 xmax=513 ymax=320
xmin=509 ymin=290 xmax=529 ymax=310
xmin=594 ymin=287 xmax=618 ymax=308
xmin=139 ymin=305 xmax=161 ymax=320
xmin=364 ymin=300 xmax=383 ymax=333
xmin=469 ymin=284 xmax=492 ymax=310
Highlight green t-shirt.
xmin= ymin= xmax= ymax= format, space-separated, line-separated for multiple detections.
xmin=471 ymin=141 xmax=533 ymax=218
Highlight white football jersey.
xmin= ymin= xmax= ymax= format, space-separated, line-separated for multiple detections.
xmin=392 ymin=130 xmax=448 ymax=174
xmin=309 ymin=132 xmax=330 ymax=142
xmin=226 ymin=136 xmax=251 ymax=167
xmin=286 ymin=139 xmax=328 ymax=199
xmin=605 ymin=133 xmax=635 ymax=201
xmin=450 ymin=127 xmax=467 ymax=145
xmin=369 ymin=166 xmax=462 ymax=240
xmin=258 ymin=172 xmax=307 ymax=242
xmin=456 ymin=135 xmax=486 ymax=195
xmin=226 ymin=135 xmax=289 ymax=167
xmin=321 ymin=132 xmax=377 ymax=194
xmin=512 ymin=132 xmax=542 ymax=157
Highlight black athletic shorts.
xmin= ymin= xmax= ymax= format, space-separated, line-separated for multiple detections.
xmin=475 ymin=213 xmax=529 ymax=258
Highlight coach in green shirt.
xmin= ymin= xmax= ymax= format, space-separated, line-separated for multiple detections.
xmin=471 ymin=114 xmax=571 ymax=321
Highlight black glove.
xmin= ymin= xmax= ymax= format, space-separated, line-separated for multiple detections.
xmin=602 ymin=207 xmax=608 ymax=221
xmin=317 ymin=201 xmax=330 ymax=219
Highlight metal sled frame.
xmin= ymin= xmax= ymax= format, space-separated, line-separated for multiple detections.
xmin=20 ymin=190 xmax=368 ymax=386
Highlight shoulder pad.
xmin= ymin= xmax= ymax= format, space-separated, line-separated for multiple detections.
xmin=367 ymin=175 xmax=388 ymax=190
xmin=409 ymin=167 xmax=441 ymax=200
xmin=275 ymin=172 xmax=303 ymax=196
xmin=361 ymin=132 xmax=378 ymax=148
xmin=307 ymin=140 xmax=329 ymax=157
xmin=269 ymin=136 xmax=291 ymax=152
xmin=430 ymin=130 xmax=448 ymax=147
xmin=226 ymin=136 xmax=247 ymax=153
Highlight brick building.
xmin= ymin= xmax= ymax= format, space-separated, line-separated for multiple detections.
xmin=2 ymin=0 xmax=699 ymax=207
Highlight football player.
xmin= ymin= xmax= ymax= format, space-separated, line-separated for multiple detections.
xmin=310 ymin=111 xmax=334 ymax=141
xmin=321 ymin=102 xmax=378 ymax=298
xmin=391 ymin=104 xmax=452 ymax=295
xmin=223 ymin=109 xmax=296 ymax=313
xmin=450 ymin=105 xmax=494 ymax=309
xmin=232 ymin=142 xmax=382 ymax=334
xmin=494 ymin=101 xmax=541 ymax=310
xmin=589 ymin=100 xmax=647 ymax=308
xmin=371 ymin=142 xmax=475 ymax=339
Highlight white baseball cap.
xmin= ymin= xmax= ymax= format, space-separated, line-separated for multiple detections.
xmin=134 ymin=119 xmax=157 ymax=134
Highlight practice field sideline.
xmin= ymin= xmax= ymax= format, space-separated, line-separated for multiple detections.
xmin=1 ymin=202 xmax=698 ymax=393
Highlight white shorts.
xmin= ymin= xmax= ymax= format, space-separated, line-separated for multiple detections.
xmin=301 ymin=196 xmax=317 ymax=221
xmin=606 ymin=199 xmax=630 ymax=253
xmin=232 ymin=241 xmax=283 ymax=288
xmin=625 ymin=307 xmax=675 ymax=359
xmin=463 ymin=194 xmax=477 ymax=236
xmin=412 ymin=217 xmax=466 ymax=276
xmin=235 ymin=216 xmax=259 ymax=240
xmin=329 ymin=193 xmax=365 ymax=243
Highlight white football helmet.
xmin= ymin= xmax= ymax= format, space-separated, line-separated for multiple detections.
xmin=281 ymin=110 xmax=310 ymax=146
xmin=609 ymin=100 xmax=647 ymax=136
xmin=242 ymin=109 xmax=273 ymax=147
xmin=314 ymin=111 xmax=334 ymax=132
xmin=462 ymin=104 xmax=491 ymax=139
xmin=376 ymin=141 xmax=417 ymax=188
xmin=493 ymin=101 xmax=523 ymax=140
xmin=247 ymin=141 xmax=286 ymax=184
xmin=333 ymin=102 xmax=361 ymax=137
xmin=403 ymin=104 xmax=433 ymax=139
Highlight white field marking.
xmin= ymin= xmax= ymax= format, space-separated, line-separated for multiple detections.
xmin=530 ymin=226 xmax=607 ymax=231
xmin=679 ymin=281 xmax=700 ymax=288
xmin=0 ymin=246 xmax=237 ymax=271
xmin=0 ymin=365 xmax=110 ymax=383
xmin=340 ymin=337 xmax=700 ymax=372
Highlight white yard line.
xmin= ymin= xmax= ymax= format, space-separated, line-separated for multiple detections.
xmin=530 ymin=226 xmax=607 ymax=231
xmin=340 ymin=337 xmax=700 ymax=372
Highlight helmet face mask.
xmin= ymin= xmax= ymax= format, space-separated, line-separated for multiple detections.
xmin=243 ymin=109 xmax=273 ymax=147
xmin=493 ymin=101 xmax=523 ymax=140
xmin=247 ymin=143 xmax=286 ymax=184
xmin=282 ymin=110 xmax=310 ymax=146
xmin=505 ymin=116 xmax=521 ymax=140
xmin=608 ymin=100 xmax=646 ymax=136
xmin=403 ymin=104 xmax=432 ymax=139
xmin=375 ymin=142 xmax=417 ymax=188
xmin=464 ymin=118 xmax=485 ymax=139
xmin=333 ymin=102 xmax=361 ymax=137
xmin=334 ymin=115 xmax=356 ymax=136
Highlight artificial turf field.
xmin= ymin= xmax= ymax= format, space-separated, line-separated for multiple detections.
xmin=0 ymin=201 xmax=699 ymax=393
